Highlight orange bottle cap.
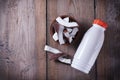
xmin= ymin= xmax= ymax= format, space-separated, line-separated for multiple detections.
xmin=93 ymin=19 xmax=108 ymax=29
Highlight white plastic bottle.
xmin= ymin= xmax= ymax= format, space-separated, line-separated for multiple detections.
xmin=71 ymin=19 xmax=108 ymax=74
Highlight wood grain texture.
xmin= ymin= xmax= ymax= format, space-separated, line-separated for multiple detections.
xmin=35 ymin=0 xmax=46 ymax=80
xmin=0 ymin=0 xmax=37 ymax=80
xmin=47 ymin=0 xmax=95 ymax=80
xmin=96 ymin=0 xmax=120 ymax=80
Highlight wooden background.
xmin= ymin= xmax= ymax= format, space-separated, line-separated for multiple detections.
xmin=0 ymin=0 xmax=120 ymax=80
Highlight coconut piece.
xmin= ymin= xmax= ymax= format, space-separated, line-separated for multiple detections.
xmin=44 ymin=45 xmax=72 ymax=64
xmin=68 ymin=36 xmax=73 ymax=43
xmin=58 ymin=56 xmax=71 ymax=64
xmin=63 ymin=28 xmax=74 ymax=43
xmin=52 ymin=22 xmax=65 ymax=44
xmin=63 ymin=17 xmax=69 ymax=22
xmin=56 ymin=17 xmax=78 ymax=27
xmin=64 ymin=31 xmax=70 ymax=38
xmin=63 ymin=31 xmax=74 ymax=43
xmin=67 ymin=28 xmax=73 ymax=33
xmin=53 ymin=32 xmax=58 ymax=41
xmin=44 ymin=45 xmax=64 ymax=60
xmin=44 ymin=45 xmax=62 ymax=54
xmin=58 ymin=25 xmax=65 ymax=45
xmin=70 ymin=28 xmax=79 ymax=38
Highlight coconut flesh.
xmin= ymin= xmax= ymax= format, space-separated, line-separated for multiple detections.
xmin=52 ymin=16 xmax=79 ymax=45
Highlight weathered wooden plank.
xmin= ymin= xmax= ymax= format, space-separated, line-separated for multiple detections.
xmin=0 ymin=0 xmax=38 ymax=80
xmin=96 ymin=0 xmax=120 ymax=80
xmin=47 ymin=0 xmax=95 ymax=80
xmin=34 ymin=0 xmax=46 ymax=80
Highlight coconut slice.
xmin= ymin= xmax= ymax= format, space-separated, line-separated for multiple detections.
xmin=64 ymin=31 xmax=70 ymax=38
xmin=70 ymin=28 xmax=79 ymax=38
xmin=53 ymin=32 xmax=58 ymax=41
xmin=52 ymin=16 xmax=79 ymax=44
xmin=67 ymin=28 xmax=73 ymax=33
xmin=63 ymin=17 xmax=69 ymax=22
xmin=44 ymin=45 xmax=62 ymax=54
xmin=44 ymin=45 xmax=72 ymax=64
xmin=64 ymin=31 xmax=73 ymax=43
xmin=58 ymin=25 xmax=65 ymax=45
xmin=56 ymin=17 xmax=78 ymax=27
xmin=68 ymin=36 xmax=73 ymax=43
xmin=58 ymin=56 xmax=71 ymax=64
